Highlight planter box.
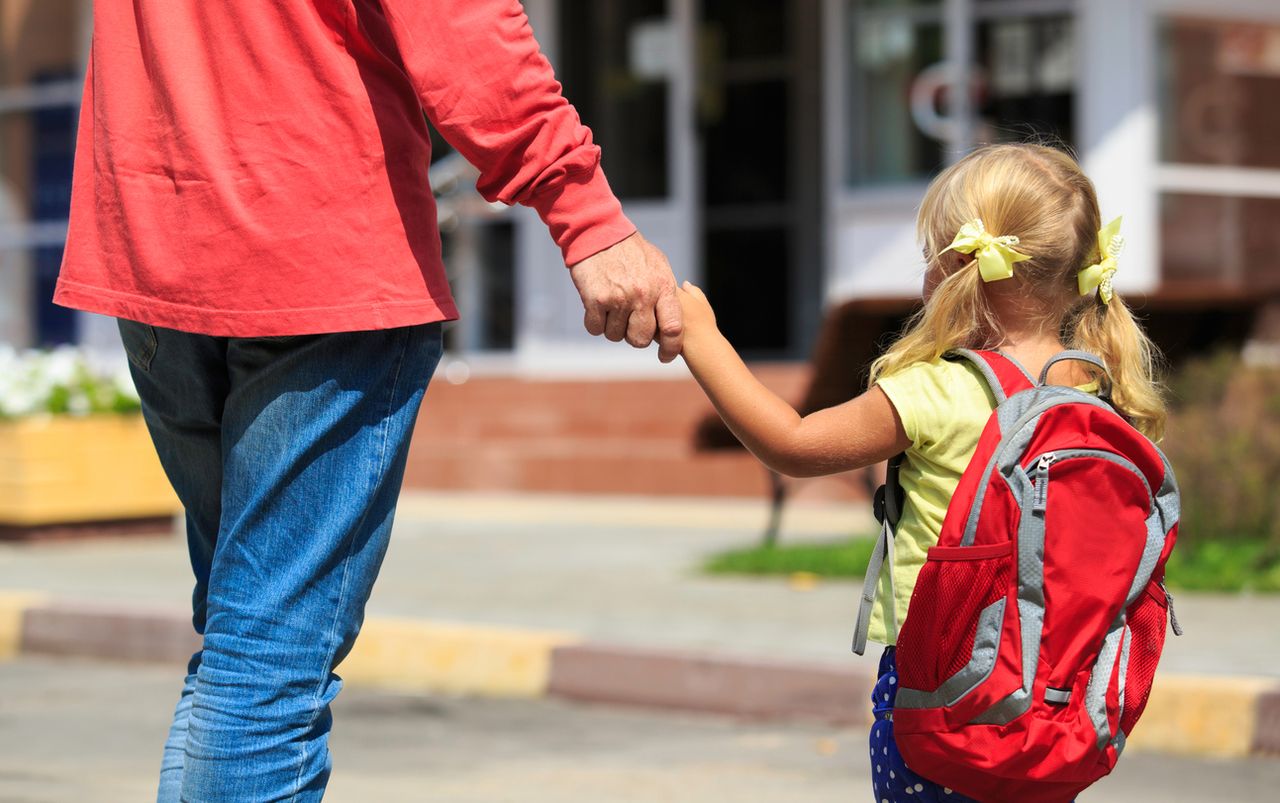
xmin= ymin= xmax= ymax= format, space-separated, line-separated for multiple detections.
xmin=0 ymin=414 xmax=179 ymax=531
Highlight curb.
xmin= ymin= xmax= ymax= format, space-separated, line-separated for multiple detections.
xmin=22 ymin=599 xmax=197 ymax=663
xmin=342 ymin=617 xmax=577 ymax=698
xmin=1 ymin=593 xmax=1276 ymax=760
xmin=0 ymin=591 xmax=47 ymax=660
xmin=549 ymin=643 xmax=873 ymax=724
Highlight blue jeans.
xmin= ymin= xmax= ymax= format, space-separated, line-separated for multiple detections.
xmin=119 ymin=320 xmax=443 ymax=802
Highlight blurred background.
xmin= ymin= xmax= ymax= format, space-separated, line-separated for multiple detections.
xmin=2 ymin=2 xmax=1279 ymax=800
xmin=2 ymin=0 xmax=1278 ymax=501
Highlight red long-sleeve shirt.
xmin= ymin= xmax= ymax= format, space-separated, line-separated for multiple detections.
xmin=54 ymin=0 xmax=635 ymax=336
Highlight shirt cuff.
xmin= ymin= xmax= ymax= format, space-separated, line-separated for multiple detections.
xmin=527 ymin=167 xmax=636 ymax=266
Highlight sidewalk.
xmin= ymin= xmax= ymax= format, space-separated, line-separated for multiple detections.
xmin=2 ymin=491 xmax=1278 ymax=758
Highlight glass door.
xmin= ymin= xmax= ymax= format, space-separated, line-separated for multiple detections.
xmin=513 ymin=0 xmax=698 ymax=365
xmin=697 ymin=0 xmax=824 ymax=358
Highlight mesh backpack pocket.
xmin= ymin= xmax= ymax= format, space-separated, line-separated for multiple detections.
xmin=896 ymin=541 xmax=1013 ymax=697
xmin=1119 ymin=579 xmax=1172 ymax=735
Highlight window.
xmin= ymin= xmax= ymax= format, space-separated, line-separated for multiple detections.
xmin=1157 ymin=17 xmax=1280 ymax=292
xmin=976 ymin=15 xmax=1074 ymax=147
xmin=843 ymin=0 xmax=1076 ymax=189
xmin=1158 ymin=18 xmax=1280 ymax=171
xmin=846 ymin=1 xmax=945 ymax=186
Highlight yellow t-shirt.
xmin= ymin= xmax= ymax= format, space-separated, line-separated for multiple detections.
xmin=870 ymin=358 xmax=998 ymax=646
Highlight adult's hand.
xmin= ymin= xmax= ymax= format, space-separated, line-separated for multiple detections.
xmin=569 ymin=232 xmax=684 ymax=363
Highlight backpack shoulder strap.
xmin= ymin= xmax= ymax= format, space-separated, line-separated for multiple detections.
xmin=852 ymin=453 xmax=904 ymax=656
xmin=948 ymin=349 xmax=1036 ymax=405
xmin=1037 ymin=350 xmax=1114 ymax=400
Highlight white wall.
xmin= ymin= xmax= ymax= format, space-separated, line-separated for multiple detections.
xmin=1078 ymin=0 xmax=1159 ymax=296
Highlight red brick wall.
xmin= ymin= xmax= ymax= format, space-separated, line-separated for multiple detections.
xmin=403 ymin=365 xmax=866 ymax=500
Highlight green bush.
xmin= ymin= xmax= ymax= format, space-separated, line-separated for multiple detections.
xmin=1163 ymin=349 xmax=1280 ymax=575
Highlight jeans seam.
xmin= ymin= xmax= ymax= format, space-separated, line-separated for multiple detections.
xmin=288 ymin=325 xmax=413 ymax=801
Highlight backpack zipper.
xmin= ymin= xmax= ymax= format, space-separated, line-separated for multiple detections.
xmin=962 ymin=390 xmax=1123 ymax=544
xmin=1030 ymin=450 xmax=1181 ymax=639
xmin=992 ymin=391 xmax=1116 ymax=475
xmin=1028 ymin=448 xmax=1154 ymax=505
xmin=1033 ymin=452 xmax=1057 ymax=512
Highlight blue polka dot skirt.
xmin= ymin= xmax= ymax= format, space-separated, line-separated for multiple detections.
xmin=869 ymin=647 xmax=977 ymax=803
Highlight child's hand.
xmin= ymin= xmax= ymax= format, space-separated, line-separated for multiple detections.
xmin=677 ymin=281 xmax=717 ymax=346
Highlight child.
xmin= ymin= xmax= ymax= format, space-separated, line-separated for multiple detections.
xmin=677 ymin=143 xmax=1166 ymax=801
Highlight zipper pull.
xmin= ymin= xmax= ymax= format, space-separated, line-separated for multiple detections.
xmin=1160 ymin=581 xmax=1184 ymax=636
xmin=1033 ymin=453 xmax=1057 ymax=512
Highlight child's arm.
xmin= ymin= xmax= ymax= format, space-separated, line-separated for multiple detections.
xmin=678 ymin=282 xmax=909 ymax=478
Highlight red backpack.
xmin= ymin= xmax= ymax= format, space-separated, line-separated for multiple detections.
xmin=852 ymin=349 xmax=1182 ymax=803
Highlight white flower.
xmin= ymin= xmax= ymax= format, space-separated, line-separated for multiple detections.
xmin=42 ymin=347 xmax=82 ymax=386
xmin=0 ymin=345 xmax=142 ymax=418
xmin=1 ymin=386 xmax=39 ymax=417
xmin=113 ymin=366 xmax=141 ymax=402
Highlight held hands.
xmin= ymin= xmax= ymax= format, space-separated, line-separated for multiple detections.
xmin=676 ymin=281 xmax=717 ymax=350
xmin=569 ymin=232 xmax=684 ymax=363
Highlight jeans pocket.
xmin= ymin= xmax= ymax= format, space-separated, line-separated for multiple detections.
xmin=117 ymin=319 xmax=158 ymax=372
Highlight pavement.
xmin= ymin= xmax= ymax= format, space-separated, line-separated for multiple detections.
xmin=2 ymin=491 xmax=1279 ymax=762
xmin=5 ymin=655 xmax=1280 ymax=803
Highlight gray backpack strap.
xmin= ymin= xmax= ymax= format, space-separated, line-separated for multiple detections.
xmin=950 ymin=349 xmax=1008 ymax=404
xmin=996 ymin=351 xmax=1036 ymax=386
xmin=852 ymin=519 xmax=896 ymax=655
xmin=948 ymin=349 xmax=1036 ymax=405
xmin=1038 ymin=350 xmax=1114 ymax=398
xmin=853 ymin=454 xmax=904 ymax=655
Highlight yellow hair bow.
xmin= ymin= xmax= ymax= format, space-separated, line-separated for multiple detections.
xmin=939 ymin=218 xmax=1032 ymax=283
xmin=1078 ymin=216 xmax=1124 ymax=304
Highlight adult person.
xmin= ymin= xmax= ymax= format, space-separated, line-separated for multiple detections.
xmin=53 ymin=2 xmax=681 ymax=800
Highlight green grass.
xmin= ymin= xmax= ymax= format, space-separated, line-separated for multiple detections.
xmin=703 ymin=537 xmax=877 ymax=578
xmin=1163 ymin=540 xmax=1280 ymax=593
xmin=704 ymin=536 xmax=1280 ymax=593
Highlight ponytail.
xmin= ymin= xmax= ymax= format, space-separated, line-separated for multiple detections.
xmin=869 ymin=257 xmax=1001 ymax=384
xmin=1066 ymin=293 xmax=1167 ymax=441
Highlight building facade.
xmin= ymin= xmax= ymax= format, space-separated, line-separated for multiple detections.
xmin=2 ymin=0 xmax=1277 ymax=368
xmin=0 ymin=0 xmax=89 ymax=349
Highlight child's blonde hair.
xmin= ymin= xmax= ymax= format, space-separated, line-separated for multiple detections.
xmin=869 ymin=143 xmax=1166 ymax=440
